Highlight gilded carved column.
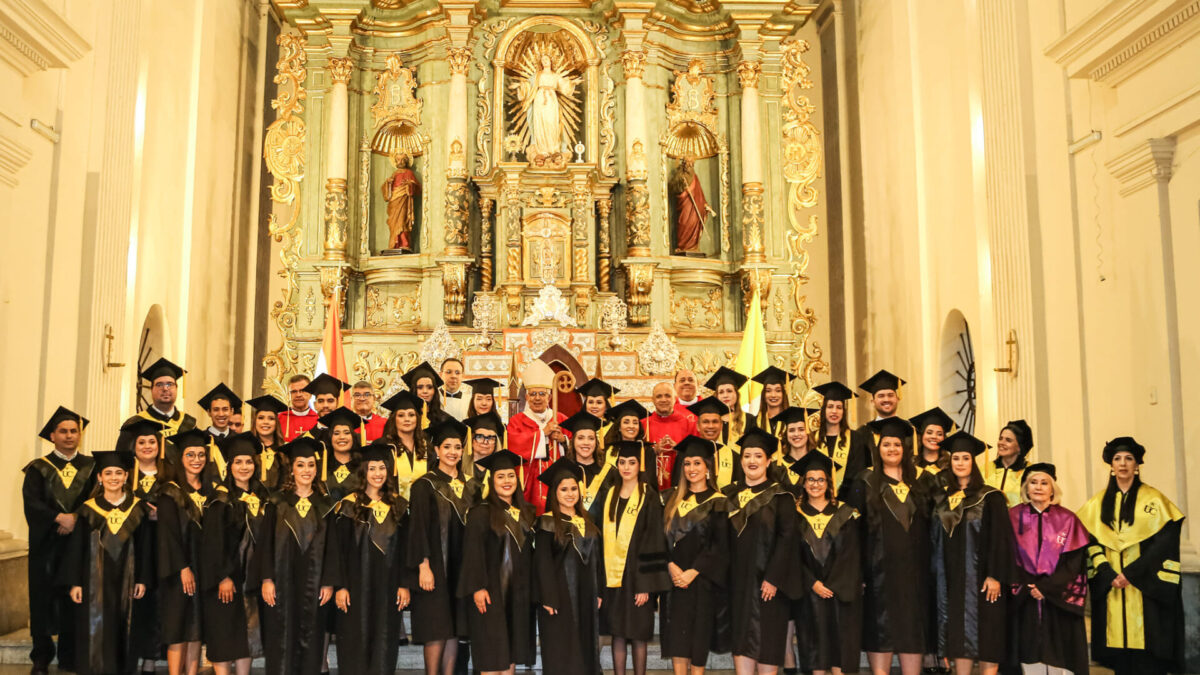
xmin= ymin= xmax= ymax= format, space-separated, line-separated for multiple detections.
xmin=440 ymin=47 xmax=473 ymax=323
xmin=597 ymin=197 xmax=612 ymax=292
xmin=622 ymin=50 xmax=655 ymax=325
xmin=737 ymin=59 xmax=771 ymax=304
xmin=323 ymin=57 xmax=354 ymax=262
xmin=479 ymin=196 xmax=495 ymax=292
xmin=502 ymin=181 xmax=524 ymax=325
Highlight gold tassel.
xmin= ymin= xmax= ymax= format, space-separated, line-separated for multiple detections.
xmin=421 ymin=401 xmax=430 ymax=430
xmin=322 ymin=440 xmax=328 ymax=482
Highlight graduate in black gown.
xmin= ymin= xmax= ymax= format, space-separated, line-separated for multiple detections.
xmin=463 ymin=410 xmax=505 ymax=481
xmin=123 ymin=417 xmax=168 ymax=673
xmin=811 ymin=382 xmax=865 ymax=498
xmin=603 ymin=400 xmax=656 ymax=489
xmin=457 ymin=450 xmax=537 ymax=674
xmin=561 ymin=411 xmax=616 ymax=514
xmin=245 ymin=395 xmax=289 ymax=491
xmin=326 ymin=444 xmax=411 ymax=675
xmin=750 ymin=366 xmax=792 ymax=438
xmin=930 ymin=432 xmax=1015 ymax=675
xmin=723 ymin=427 xmax=798 ymax=672
xmin=63 ymin=450 xmax=152 ymax=675
xmin=404 ymin=361 xmax=452 ymax=429
xmin=23 ymin=406 xmax=95 ymax=674
xmin=767 ymin=406 xmax=819 ymax=497
xmin=206 ymin=434 xmax=272 ymax=675
xmin=909 ymin=408 xmax=953 ymax=487
xmin=157 ymin=428 xmax=224 ymax=675
xmin=687 ymin=396 xmax=743 ymax=490
xmin=1077 ymin=437 xmax=1185 ymax=675
xmin=786 ymin=451 xmax=862 ymax=675
xmin=660 ymin=436 xmax=731 ymax=673
xmin=594 ymin=440 xmax=671 ymax=675
xmin=533 ymin=458 xmax=605 ymax=675
xmin=1008 ymin=463 xmax=1090 ymax=675
xmin=380 ymin=389 xmax=431 ymax=501
xmin=407 ymin=418 xmax=479 ymax=675
xmin=260 ymin=438 xmax=336 ymax=675
xmin=317 ymin=407 xmax=363 ymax=502
xmin=844 ymin=418 xmax=932 ymax=675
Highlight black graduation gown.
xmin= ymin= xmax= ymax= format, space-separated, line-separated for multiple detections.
xmin=723 ymin=480 xmax=798 ymax=666
xmin=768 ymin=451 xmax=806 ymax=497
xmin=845 ymin=468 xmax=932 ymax=654
xmin=533 ymin=512 xmax=605 ymax=675
xmin=823 ymin=431 xmax=867 ymax=499
xmin=787 ymin=501 xmax=863 ymax=673
xmin=577 ymin=460 xmax=616 ymax=517
xmin=257 ymin=446 xmax=289 ymax=493
xmin=229 ymin=484 xmax=271 ymax=659
xmin=198 ymin=486 xmax=251 ymax=663
xmin=325 ymin=494 xmax=409 ymax=675
xmin=660 ymin=489 xmax=731 ymax=664
xmin=130 ymin=468 xmax=164 ymax=661
xmin=157 ymin=480 xmax=222 ymax=645
xmin=22 ymin=452 xmax=95 ymax=666
xmin=61 ymin=495 xmax=152 ymax=675
xmin=324 ymin=452 xmax=362 ymax=503
xmin=596 ymin=483 xmax=671 ymax=641
xmin=117 ymin=409 xmax=198 ymax=454
xmin=260 ymin=490 xmax=336 ymax=675
xmin=406 ymin=468 xmax=478 ymax=643
xmin=931 ymin=486 xmax=1015 ymax=662
xmin=457 ymin=501 xmax=536 ymax=670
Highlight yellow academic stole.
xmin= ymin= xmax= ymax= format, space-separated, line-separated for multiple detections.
xmin=602 ymin=489 xmax=643 ymax=588
xmin=333 ymin=463 xmax=351 ymax=484
xmin=823 ymin=434 xmax=851 ymax=489
xmin=581 ymin=463 xmax=612 ymax=510
xmin=890 ymin=482 xmax=910 ymax=503
xmin=569 ymin=515 xmax=587 ymax=537
xmin=240 ymin=491 xmax=262 ymax=517
xmin=449 ymin=477 xmax=465 ymax=499
xmin=508 ymin=506 xmax=522 ymax=523
xmin=369 ymin=499 xmax=391 ymax=524
xmin=87 ymin=497 xmax=141 ymax=535
xmin=803 ymin=510 xmax=833 ymax=538
xmin=260 ymin=448 xmax=276 ymax=481
xmin=715 ymin=445 xmax=736 ymax=488
xmin=188 ymin=490 xmax=208 ymax=512
xmin=947 ymin=490 xmax=965 ymax=511
xmin=676 ymin=493 xmax=702 ymax=518
xmin=394 ymin=452 xmax=427 ymax=500
xmin=209 ymin=441 xmax=227 ymax=481
xmin=295 ymin=496 xmax=312 ymax=518
xmin=138 ymin=472 xmax=156 ymax=494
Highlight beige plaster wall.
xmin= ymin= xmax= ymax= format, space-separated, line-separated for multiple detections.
xmin=0 ymin=0 xmax=267 ymax=539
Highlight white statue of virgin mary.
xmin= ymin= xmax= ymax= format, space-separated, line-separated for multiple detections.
xmin=515 ymin=53 xmax=577 ymax=159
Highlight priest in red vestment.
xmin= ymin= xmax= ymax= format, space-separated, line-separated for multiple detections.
xmin=506 ymin=360 xmax=568 ymax=512
xmin=643 ymin=382 xmax=697 ymax=491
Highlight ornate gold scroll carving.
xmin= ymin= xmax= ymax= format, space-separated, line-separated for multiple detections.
xmin=597 ymin=197 xmax=612 ymax=292
xmin=479 ymin=196 xmax=495 ymax=291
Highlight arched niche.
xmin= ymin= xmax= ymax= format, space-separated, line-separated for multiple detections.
xmin=939 ymin=309 xmax=977 ymax=434
xmin=136 ymin=304 xmax=170 ymax=412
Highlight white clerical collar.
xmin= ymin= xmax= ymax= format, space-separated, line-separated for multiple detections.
xmin=152 ymin=405 xmax=176 ymax=418
xmin=290 ymin=408 xmax=313 ymax=416
xmin=678 ymin=398 xmax=698 ymax=408
xmin=655 ymin=410 xmax=674 ymax=419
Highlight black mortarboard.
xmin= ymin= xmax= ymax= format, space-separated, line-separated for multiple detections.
xmin=246 ymin=395 xmax=288 ymax=414
xmin=1023 ymin=462 xmax=1057 ymax=482
xmin=381 ymin=389 xmax=422 ymax=412
xmin=168 ymin=428 xmax=212 ymax=451
xmin=788 ymin=450 xmax=833 ymax=478
xmin=686 ymin=396 xmax=729 ymax=418
xmin=463 ymin=378 xmax=502 ymax=396
xmin=474 ymin=449 xmax=523 ymax=474
xmin=612 ymin=440 xmax=645 ymax=459
xmin=909 ymin=407 xmax=955 ymax=434
xmin=737 ymin=427 xmax=779 ymax=453
xmin=942 ymin=431 xmax=989 ymax=457
xmin=605 ymin=399 xmax=649 ymax=423
xmin=38 ymin=406 xmax=89 ymax=442
xmin=139 ymin=357 xmax=186 ymax=382
xmin=538 ymin=457 xmax=584 ymax=488
xmin=751 ymin=366 xmax=792 ymax=386
xmin=1102 ymin=436 xmax=1145 ymax=464
xmin=360 ymin=443 xmax=394 ymax=466
xmin=198 ymin=383 xmax=243 ymax=411
xmin=812 ymin=381 xmax=856 ymax=401
xmin=93 ymin=450 xmax=135 ymax=472
xmin=867 ymin=417 xmax=914 ymax=441
xmin=283 ymin=436 xmax=322 ymax=460
xmin=304 ymin=373 xmax=350 ymax=397
xmin=858 ymin=369 xmax=905 ymax=395
xmin=674 ymin=435 xmax=717 ymax=461
xmin=401 ymin=362 xmax=444 ymax=391
xmin=704 ymin=366 xmax=748 ymax=391
xmin=770 ymin=406 xmax=819 ymax=427
xmin=429 ymin=418 xmax=469 ymax=447
xmin=1002 ymin=419 xmax=1034 ymax=454
xmin=560 ymin=411 xmax=603 ymax=435
xmin=465 ymin=411 xmax=506 ymax=436
xmin=576 ymin=378 xmax=620 ymax=399
xmin=221 ymin=432 xmax=261 ymax=461
xmin=120 ymin=417 xmax=166 ymax=439
xmin=319 ymin=407 xmax=363 ymax=432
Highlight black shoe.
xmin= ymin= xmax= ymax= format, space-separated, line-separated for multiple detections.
xmin=30 ymin=664 xmax=49 ymax=675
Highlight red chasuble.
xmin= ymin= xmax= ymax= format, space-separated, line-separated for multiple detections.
xmin=507 ymin=410 xmax=568 ymax=512
xmin=359 ymin=414 xmax=387 ymax=443
xmin=643 ymin=410 xmax=697 ymax=491
xmin=278 ymin=408 xmax=318 ymax=442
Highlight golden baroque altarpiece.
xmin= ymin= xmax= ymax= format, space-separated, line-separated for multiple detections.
xmin=261 ymin=0 xmax=829 ymax=405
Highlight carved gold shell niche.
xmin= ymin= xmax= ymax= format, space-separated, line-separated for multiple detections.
xmin=371 ymin=53 xmax=427 ymax=158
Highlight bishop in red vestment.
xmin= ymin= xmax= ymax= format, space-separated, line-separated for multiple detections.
xmin=507 ymin=360 xmax=568 ymax=512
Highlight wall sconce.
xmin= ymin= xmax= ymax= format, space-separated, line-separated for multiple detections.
xmin=993 ymin=329 xmax=1019 ymax=377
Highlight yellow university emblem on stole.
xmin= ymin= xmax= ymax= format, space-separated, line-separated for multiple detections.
xmin=58 ymin=463 xmax=78 ymax=489
xmin=570 ymin=515 xmax=587 ymax=536
xmin=295 ymin=496 xmax=312 ymax=518
xmin=333 ymin=464 xmax=350 ymax=484
xmin=947 ymin=490 xmax=964 ymax=511
xmin=804 ymin=511 xmax=833 ymax=538
xmin=891 ymin=483 xmax=910 ymax=503
xmin=676 ymin=495 xmax=700 ymax=518
xmin=105 ymin=508 xmax=130 ymax=535
xmin=738 ymin=488 xmax=757 ymax=509
xmin=450 ymin=479 xmax=465 ymax=499
xmin=139 ymin=473 xmax=156 ymax=494
xmin=240 ymin=492 xmax=261 ymax=517
xmin=369 ymin=500 xmax=390 ymax=524
xmin=508 ymin=506 xmax=522 ymax=523
xmin=188 ymin=491 xmax=207 ymax=511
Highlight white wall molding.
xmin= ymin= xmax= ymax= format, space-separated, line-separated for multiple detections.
xmin=0 ymin=0 xmax=90 ymax=77
xmin=1104 ymin=137 xmax=1176 ymax=195
xmin=0 ymin=131 xmax=33 ymax=187
xmin=1045 ymin=0 xmax=1200 ymax=85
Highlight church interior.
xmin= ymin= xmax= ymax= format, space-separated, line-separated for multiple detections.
xmin=1 ymin=0 xmax=1198 ymax=667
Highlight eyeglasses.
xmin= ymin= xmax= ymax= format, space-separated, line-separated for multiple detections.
xmin=152 ymin=382 xmax=177 ymax=390
xmin=527 ymin=390 xmax=550 ymax=397
xmin=805 ymin=477 xmax=827 ymax=484
xmin=474 ymin=434 xmax=498 ymax=444
xmin=351 ymin=392 xmax=374 ymax=400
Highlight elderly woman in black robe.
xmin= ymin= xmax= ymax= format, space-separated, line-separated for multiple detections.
xmin=930 ymin=432 xmax=1015 ymax=675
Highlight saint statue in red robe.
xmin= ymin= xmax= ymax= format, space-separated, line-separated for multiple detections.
xmin=383 ymin=152 xmax=420 ymax=252
xmin=669 ymin=158 xmax=713 ymax=254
